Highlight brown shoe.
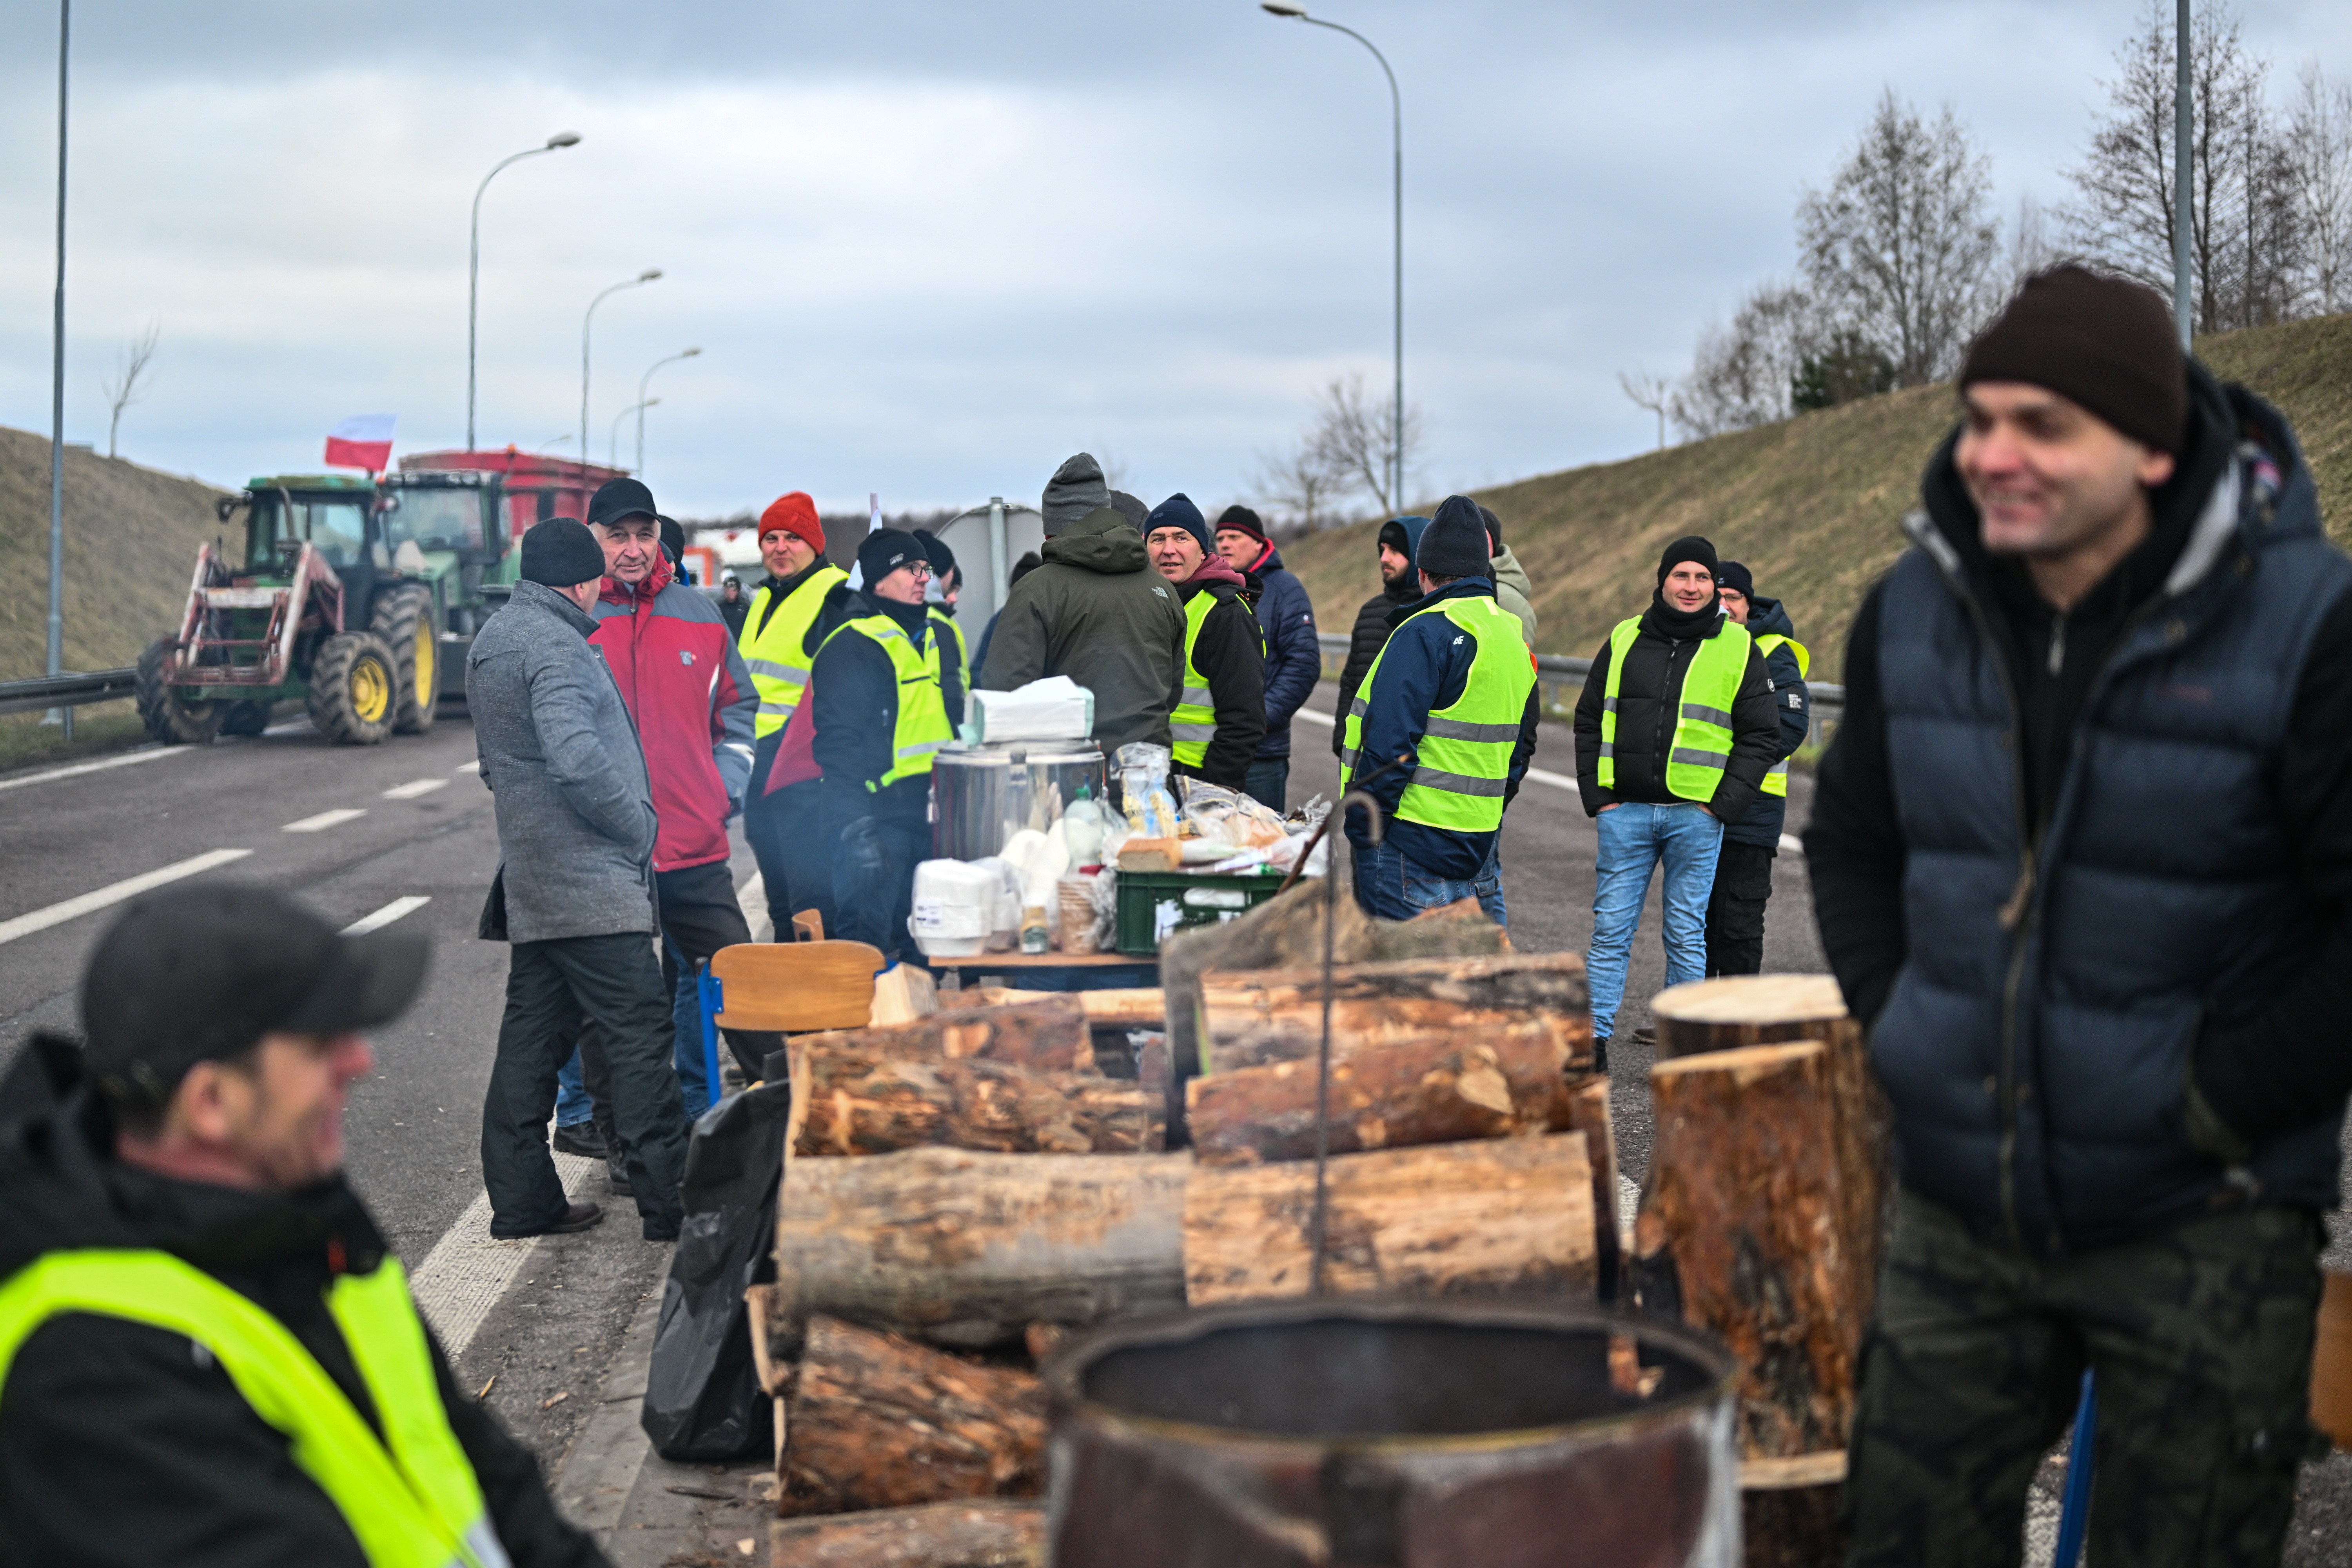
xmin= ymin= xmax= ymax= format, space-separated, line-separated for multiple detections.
xmin=543 ymin=1201 xmax=603 ymax=1235
xmin=1632 ymin=1026 xmax=1657 ymax=1046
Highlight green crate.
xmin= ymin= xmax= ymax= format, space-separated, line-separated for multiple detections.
xmin=1114 ymin=868 xmax=1286 ymax=954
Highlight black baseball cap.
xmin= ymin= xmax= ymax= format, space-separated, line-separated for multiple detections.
xmin=82 ymin=884 xmax=428 ymax=1105
xmin=587 ymin=477 xmax=658 ymax=530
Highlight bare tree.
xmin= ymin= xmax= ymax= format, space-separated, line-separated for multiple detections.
xmin=1671 ymin=281 xmax=1825 ymax=437
xmin=2287 ymin=63 xmax=2352 ymax=314
xmin=1798 ymin=89 xmax=2001 ymax=387
xmin=102 ymin=322 xmax=160 ymax=460
xmin=1617 ymin=371 xmax=1675 ymax=451
xmin=1250 ymin=441 xmax=1343 ymax=535
xmin=1304 ymin=372 xmax=1423 ymax=516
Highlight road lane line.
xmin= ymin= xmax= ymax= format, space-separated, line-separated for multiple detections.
xmin=284 ymin=808 xmax=368 ymax=833
xmin=457 ymin=760 xmax=481 ymax=773
xmin=1779 ymin=833 xmax=1804 ymax=855
xmin=0 ymin=849 xmax=254 ymax=947
xmin=263 ymin=718 xmax=312 ymax=735
xmin=383 ymin=778 xmax=450 ymax=799
xmin=408 ymin=1151 xmax=605 ymax=1357
xmin=1297 ymin=709 xmax=1335 ymax=727
xmin=0 ymin=746 xmax=185 ymax=795
xmin=737 ymin=871 xmax=771 ymax=943
xmin=343 ymin=896 xmax=431 ymax=935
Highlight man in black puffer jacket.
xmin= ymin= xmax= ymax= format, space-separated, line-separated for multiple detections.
xmin=1808 ymin=266 xmax=2352 ymax=1567
xmin=1331 ymin=514 xmax=1427 ymax=762
xmin=1704 ymin=560 xmax=1810 ymax=976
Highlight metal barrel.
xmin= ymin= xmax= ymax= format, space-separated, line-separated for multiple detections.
xmin=1041 ymin=1297 xmax=1741 ymax=1568
xmin=929 ymin=741 xmax=1108 ymax=862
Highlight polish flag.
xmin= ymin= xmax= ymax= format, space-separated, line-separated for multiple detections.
xmin=324 ymin=414 xmax=396 ymax=473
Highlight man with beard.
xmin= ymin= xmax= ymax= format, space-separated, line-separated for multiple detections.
xmin=1331 ymin=513 xmax=1428 ymax=767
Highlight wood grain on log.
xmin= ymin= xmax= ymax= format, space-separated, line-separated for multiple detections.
xmin=789 ymin=1040 xmax=1161 ymax=1157
xmin=771 ymin=1501 xmax=1045 ymax=1568
xmin=1183 ymin=1031 xmax=1571 ymax=1166
xmin=1183 ymin=1133 xmax=1596 ymax=1305
xmin=966 ymin=988 xmax=1166 ymax=1029
xmin=775 ymin=1148 xmax=1190 ymax=1347
xmin=1638 ymin=1042 xmax=1860 ymax=1459
xmin=780 ymin=1316 xmax=1047 ymax=1516
xmin=793 ymin=996 xmax=1094 ymax=1074
xmin=1563 ymin=1074 xmax=1623 ymax=1298
xmin=1198 ymin=953 xmax=1590 ymax=1076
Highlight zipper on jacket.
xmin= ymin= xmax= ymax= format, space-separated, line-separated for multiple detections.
xmin=2046 ymin=612 xmax=2067 ymax=675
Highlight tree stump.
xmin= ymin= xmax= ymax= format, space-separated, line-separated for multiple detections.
xmin=774 ymin=1148 xmax=1190 ymax=1347
xmin=780 ymin=1316 xmax=1048 ymax=1516
xmin=788 ymin=1040 xmax=1162 ymax=1156
xmin=793 ymin=996 xmax=1094 ymax=1073
xmin=771 ymin=1501 xmax=1045 ymax=1568
xmin=1183 ymin=1133 xmax=1596 ymax=1305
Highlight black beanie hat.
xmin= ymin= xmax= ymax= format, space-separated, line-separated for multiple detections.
xmin=521 ymin=517 xmax=605 ymax=588
xmin=1715 ymin=559 xmax=1756 ymax=600
xmin=1107 ymin=491 xmax=1151 ymax=532
xmin=1656 ymin=535 xmax=1717 ymax=584
xmin=1476 ymin=504 xmax=1503 ymax=550
xmin=858 ymin=527 xmax=926 ymax=587
xmin=916 ymin=528 xmax=958 ymax=582
xmin=1961 ymin=264 xmax=2188 ymax=454
xmin=658 ymin=514 xmax=686 ymax=565
xmin=1214 ymin=505 xmax=1268 ymax=545
xmin=587 ymin=476 xmax=657 ymax=529
xmin=1417 ymin=496 xmax=1493 ymax=579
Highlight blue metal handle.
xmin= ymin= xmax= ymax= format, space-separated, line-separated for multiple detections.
xmin=697 ymin=967 xmax=725 ymax=1110
xmin=2051 ymin=1369 xmax=2097 ymax=1566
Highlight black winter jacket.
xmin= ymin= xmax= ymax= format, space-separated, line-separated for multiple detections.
xmin=811 ymin=592 xmax=965 ymax=832
xmin=1721 ymin=595 xmax=1811 ymax=851
xmin=1331 ymin=576 xmax=1416 ymax=759
xmin=1172 ymin=575 xmax=1267 ymax=790
xmin=1571 ymin=601 xmax=1779 ymax=827
xmin=1239 ymin=544 xmax=1319 ymax=760
xmin=0 ymin=1036 xmax=605 ymax=1568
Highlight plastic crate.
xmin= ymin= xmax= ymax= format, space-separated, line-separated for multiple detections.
xmin=1114 ymin=868 xmax=1286 ymax=955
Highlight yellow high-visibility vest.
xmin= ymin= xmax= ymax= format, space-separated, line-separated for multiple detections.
xmin=738 ymin=566 xmax=849 ymax=740
xmin=1752 ymin=631 xmax=1811 ymax=799
xmin=1597 ymin=613 xmax=1755 ymax=804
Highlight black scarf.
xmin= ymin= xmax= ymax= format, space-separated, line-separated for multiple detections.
xmin=1641 ymin=586 xmax=1722 ymax=641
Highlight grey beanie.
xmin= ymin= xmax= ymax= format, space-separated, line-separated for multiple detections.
xmin=1042 ymin=454 xmax=1111 ymax=536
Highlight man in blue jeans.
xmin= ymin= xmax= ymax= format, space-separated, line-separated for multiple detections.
xmin=1342 ymin=497 xmax=1540 ymax=923
xmin=1571 ymin=535 xmax=1780 ymax=1072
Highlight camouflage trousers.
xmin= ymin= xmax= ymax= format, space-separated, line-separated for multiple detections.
xmin=1846 ymin=1188 xmax=2326 ymax=1568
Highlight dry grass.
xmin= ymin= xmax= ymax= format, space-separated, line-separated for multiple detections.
xmin=0 ymin=425 xmax=230 ymax=681
xmin=1283 ymin=312 xmax=2352 ymax=682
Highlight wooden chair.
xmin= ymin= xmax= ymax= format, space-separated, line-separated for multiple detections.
xmin=692 ymin=940 xmax=884 ymax=1107
xmin=2314 ymin=1270 xmax=2352 ymax=1450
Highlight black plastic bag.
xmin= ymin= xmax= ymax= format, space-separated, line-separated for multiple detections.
xmin=640 ymin=1078 xmax=791 ymax=1460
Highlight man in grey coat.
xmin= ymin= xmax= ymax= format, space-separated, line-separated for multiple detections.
xmin=468 ymin=517 xmax=688 ymax=1241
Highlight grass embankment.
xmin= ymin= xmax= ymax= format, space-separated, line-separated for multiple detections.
xmin=1283 ymin=313 xmax=2352 ymax=680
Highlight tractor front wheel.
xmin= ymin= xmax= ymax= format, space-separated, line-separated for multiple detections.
xmin=220 ymin=700 xmax=274 ymax=736
xmin=370 ymin=583 xmax=438 ymax=735
xmin=306 ymin=631 xmax=399 ymax=746
xmin=134 ymin=636 xmax=224 ymax=746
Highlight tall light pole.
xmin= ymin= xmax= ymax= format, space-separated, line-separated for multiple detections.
xmin=2172 ymin=0 xmax=2194 ymax=352
xmin=1263 ymin=1 xmax=1403 ymax=510
xmin=46 ymin=0 xmax=69 ymax=733
xmin=582 ymin=269 xmax=661 ymax=478
xmin=468 ymin=130 xmax=580 ymax=450
xmin=635 ymin=346 xmax=702 ymax=473
xmin=610 ymin=399 xmax=656 ymax=468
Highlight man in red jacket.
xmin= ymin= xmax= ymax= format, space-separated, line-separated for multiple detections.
xmin=583 ymin=479 xmax=771 ymax=1114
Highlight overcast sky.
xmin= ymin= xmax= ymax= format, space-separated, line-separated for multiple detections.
xmin=1 ymin=0 xmax=2346 ymax=519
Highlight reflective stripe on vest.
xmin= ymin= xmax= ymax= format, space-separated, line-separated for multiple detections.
xmin=814 ymin=614 xmax=955 ymax=791
xmin=1751 ymin=632 xmax=1811 ymax=799
xmin=0 ymin=1250 xmax=505 ymax=1568
xmin=1169 ymin=587 xmax=1264 ymax=768
xmin=1596 ymin=613 xmax=1754 ymax=804
xmin=928 ymin=608 xmax=969 ymax=691
xmin=738 ymin=566 xmax=849 ymax=739
xmin=1341 ymin=595 xmax=1534 ymax=834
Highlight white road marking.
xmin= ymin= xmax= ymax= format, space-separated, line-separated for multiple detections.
xmin=263 ymin=719 xmax=312 ymax=736
xmin=1522 ymin=766 xmax=1577 ymax=791
xmin=0 ymin=849 xmax=254 ymax=947
xmin=1779 ymin=833 xmax=1805 ymax=855
xmin=407 ymin=1151 xmax=606 ymax=1357
xmin=1297 ymin=708 xmax=1335 ymax=728
xmin=0 ymin=745 xmax=185 ymax=795
xmin=738 ymin=871 xmax=772 ymax=943
xmin=343 ymin=896 xmax=430 ymax=935
xmin=283 ymin=808 xmax=368 ymax=833
xmin=383 ymin=778 xmax=450 ymax=799
xmin=457 ymin=759 xmax=481 ymax=774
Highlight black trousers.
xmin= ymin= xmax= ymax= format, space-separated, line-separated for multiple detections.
xmin=483 ymin=931 xmax=688 ymax=1239
xmin=1703 ymin=839 xmax=1776 ymax=977
xmin=833 ymin=813 xmax=926 ymax=961
xmin=744 ymin=776 xmax=835 ymax=940
xmin=654 ymin=859 xmax=781 ymax=1079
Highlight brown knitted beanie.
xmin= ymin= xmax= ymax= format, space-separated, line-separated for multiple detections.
xmin=1960 ymin=265 xmax=2188 ymax=454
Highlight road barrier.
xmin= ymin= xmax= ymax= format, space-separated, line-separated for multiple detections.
xmin=0 ymin=668 xmax=139 ymax=717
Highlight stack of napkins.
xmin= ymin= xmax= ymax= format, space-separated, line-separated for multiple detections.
xmin=962 ymin=676 xmax=1094 ymax=743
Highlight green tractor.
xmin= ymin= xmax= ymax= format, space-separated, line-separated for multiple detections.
xmin=137 ymin=475 xmax=447 ymax=746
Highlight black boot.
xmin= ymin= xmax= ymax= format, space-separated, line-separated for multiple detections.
xmin=1592 ymin=1036 xmax=1610 ymax=1076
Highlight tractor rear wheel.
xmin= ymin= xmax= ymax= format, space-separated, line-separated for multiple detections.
xmin=220 ymin=700 xmax=274 ymax=736
xmin=306 ymin=631 xmax=399 ymax=746
xmin=134 ymin=636 xmax=223 ymax=746
xmin=370 ymin=583 xmax=438 ymax=735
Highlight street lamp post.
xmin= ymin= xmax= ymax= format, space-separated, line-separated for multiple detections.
xmin=468 ymin=131 xmax=580 ymax=451
xmin=1262 ymin=1 xmax=1403 ymax=510
xmin=581 ymin=269 xmax=662 ymax=481
xmin=611 ymin=399 xmax=656 ymax=468
xmin=46 ymin=0 xmax=69 ymax=737
xmin=635 ymin=346 xmax=702 ymax=474
xmin=2173 ymin=0 xmax=2194 ymax=352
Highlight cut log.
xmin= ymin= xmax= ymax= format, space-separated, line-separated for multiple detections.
xmin=771 ymin=1501 xmax=1045 ymax=1568
xmin=774 ymin=1147 xmax=1190 ymax=1347
xmin=1198 ymin=952 xmax=1591 ymax=1075
xmin=1563 ymin=1073 xmax=1623 ymax=1300
xmin=793 ymin=996 xmax=1094 ymax=1073
xmin=1183 ymin=1132 xmax=1596 ymax=1305
xmin=1637 ymin=1041 xmax=1861 ymax=1458
xmin=780 ymin=1316 xmax=1048 ymax=1516
xmin=789 ymin=1040 xmax=1162 ymax=1157
xmin=1183 ymin=1031 xmax=1571 ymax=1166
xmin=965 ymin=987 xmax=1165 ymax=1029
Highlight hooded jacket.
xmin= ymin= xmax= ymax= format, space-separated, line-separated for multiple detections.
xmin=1489 ymin=543 xmax=1539 ymax=647
xmin=0 ymin=1038 xmax=605 ymax=1568
xmin=976 ymin=506 xmax=1186 ymax=752
xmin=1172 ymin=555 xmax=1267 ymax=789
xmin=1571 ymin=589 xmax=1779 ymax=828
xmin=1234 ymin=540 xmax=1319 ymax=760
xmin=1721 ymin=594 xmax=1810 ymax=851
xmin=1331 ymin=516 xmax=1429 ymax=760
xmin=1805 ymin=365 xmax=2352 ymax=1253
xmin=809 ymin=590 xmax=965 ymax=832
xmin=590 ymin=552 xmax=757 ymax=873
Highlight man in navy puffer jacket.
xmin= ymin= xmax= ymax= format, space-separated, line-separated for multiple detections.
xmin=1808 ymin=265 xmax=2352 ymax=1567
xmin=1213 ymin=506 xmax=1318 ymax=810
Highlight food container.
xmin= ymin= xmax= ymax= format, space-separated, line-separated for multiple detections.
xmin=931 ymin=741 xmax=1109 ymax=862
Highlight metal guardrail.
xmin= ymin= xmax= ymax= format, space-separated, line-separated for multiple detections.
xmin=0 ymin=668 xmax=140 ymax=717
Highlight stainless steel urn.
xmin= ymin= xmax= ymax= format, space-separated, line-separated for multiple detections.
xmin=930 ymin=740 xmax=1110 ymax=862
